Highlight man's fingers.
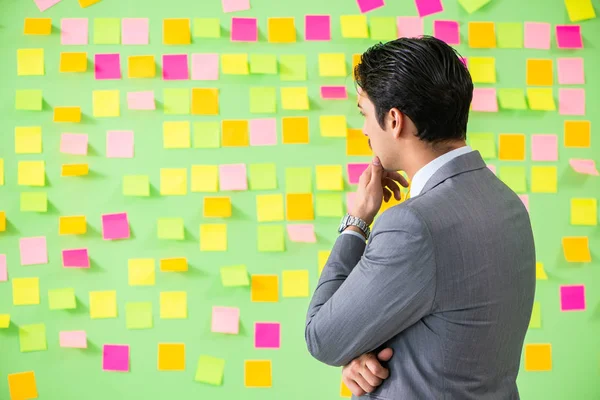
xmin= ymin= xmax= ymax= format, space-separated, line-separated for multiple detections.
xmin=353 ymin=373 xmax=376 ymax=394
xmin=383 ymin=187 xmax=392 ymax=202
xmin=370 ymin=156 xmax=383 ymax=183
xmin=383 ymin=178 xmax=401 ymax=201
xmin=343 ymin=377 xmax=366 ymax=397
xmin=359 ymin=164 xmax=372 ymax=186
xmin=365 ymin=358 xmax=389 ymax=381
xmin=377 ymin=348 xmax=394 ymax=362
xmin=384 ymin=171 xmax=409 ymax=188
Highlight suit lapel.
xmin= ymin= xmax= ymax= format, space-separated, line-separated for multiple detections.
xmin=419 ymin=150 xmax=488 ymax=196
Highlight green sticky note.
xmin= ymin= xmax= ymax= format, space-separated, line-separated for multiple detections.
xmin=499 ymin=166 xmax=527 ymax=193
xmin=195 ymin=355 xmax=225 ymax=385
xmin=529 ymin=301 xmax=541 ymax=329
xmin=498 ymin=89 xmax=527 ymax=110
xmin=369 ymin=17 xmax=397 ymax=41
xmin=163 ymin=88 xmax=190 ymax=115
xmin=193 ymin=18 xmax=220 ymax=38
xmin=126 ymin=302 xmax=153 ymax=330
xmin=48 ymin=288 xmax=76 ymax=310
xmin=257 ymin=225 xmax=285 ymax=252
xmin=279 ymin=55 xmax=306 ymax=81
xmin=458 ymin=0 xmax=491 ymax=13
xmin=19 ymin=323 xmax=47 ymax=352
xmin=316 ymin=193 xmax=344 ymax=217
xmin=220 ymin=265 xmax=250 ymax=287
xmin=157 ymin=218 xmax=184 ymax=240
xmin=468 ymin=133 xmax=496 ymax=159
xmin=249 ymin=164 xmax=277 ymax=190
xmin=93 ymin=18 xmax=121 ymax=44
xmin=193 ymin=121 xmax=220 ymax=148
xmin=123 ymin=175 xmax=150 ymax=196
xmin=20 ymin=192 xmax=47 ymax=212
xmin=15 ymin=89 xmax=42 ymax=111
xmin=250 ymin=54 xmax=278 ymax=74
xmin=497 ymin=22 xmax=523 ymax=48
xmin=285 ymin=167 xmax=312 ymax=193
xmin=250 ymin=87 xmax=277 ymax=114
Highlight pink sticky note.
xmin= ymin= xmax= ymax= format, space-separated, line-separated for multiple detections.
xmin=433 ymin=20 xmax=460 ymax=45
xmin=348 ymin=163 xmax=369 ymax=184
xmin=414 ymin=0 xmax=443 ymax=17
xmin=103 ymin=344 xmax=130 ymax=372
xmin=191 ymin=53 xmax=219 ymax=81
xmin=219 ymin=164 xmax=247 ymax=191
xmin=286 ymin=224 xmax=317 ymax=243
xmin=560 ymin=285 xmax=585 ymax=311
xmin=122 ymin=18 xmax=149 ymax=45
xmin=106 ymin=131 xmax=134 ymax=158
xmin=519 ymin=194 xmax=529 ymax=212
xmin=557 ymin=58 xmax=584 ymax=85
xmin=569 ymin=159 xmax=598 ymax=176
xmin=231 ymin=18 xmax=258 ymax=42
xmin=35 ymin=0 xmax=61 ymax=12
xmin=524 ymin=22 xmax=551 ymax=49
xmin=559 ymin=88 xmax=585 ymax=115
xmin=211 ymin=306 xmax=240 ymax=334
xmin=94 ymin=54 xmax=121 ymax=80
xmin=162 ymin=54 xmax=189 ymax=80
xmin=60 ymin=331 xmax=87 ymax=348
xmin=471 ymin=88 xmax=498 ymax=112
xmin=62 ymin=248 xmax=90 ymax=268
xmin=250 ymin=118 xmax=277 ymax=146
xmin=357 ymin=0 xmax=385 ymax=13
xmin=487 ymin=164 xmax=497 ymax=175
xmin=102 ymin=212 xmax=130 ymax=240
xmin=346 ymin=192 xmax=357 ymax=213
xmin=19 ymin=236 xmax=48 ymax=266
xmin=61 ymin=18 xmax=89 ymax=45
xmin=60 ymin=133 xmax=88 ymax=155
xmin=531 ymin=135 xmax=558 ymax=161
xmin=305 ymin=15 xmax=331 ymax=41
xmin=127 ymin=91 xmax=155 ymax=110
xmin=222 ymin=0 xmax=250 ymax=13
xmin=397 ymin=16 xmax=424 ymax=38
xmin=556 ymin=25 xmax=583 ymax=49
xmin=0 ymin=254 xmax=6 ymax=282
xmin=320 ymin=86 xmax=347 ymax=100
xmin=459 ymin=57 xmax=468 ymax=67
xmin=254 ymin=322 xmax=280 ymax=349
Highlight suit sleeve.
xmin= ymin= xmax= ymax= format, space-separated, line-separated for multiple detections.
xmin=305 ymin=207 xmax=436 ymax=367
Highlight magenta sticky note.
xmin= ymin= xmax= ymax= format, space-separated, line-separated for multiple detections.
xmin=222 ymin=0 xmax=250 ymax=13
xmin=414 ymin=0 xmax=443 ymax=17
xmin=556 ymin=25 xmax=582 ymax=49
xmin=559 ymin=88 xmax=585 ymax=115
xmin=122 ymin=18 xmax=149 ymax=45
xmin=286 ymin=224 xmax=316 ymax=243
xmin=106 ymin=130 xmax=134 ymax=158
xmin=103 ymin=344 xmax=130 ymax=372
xmin=60 ymin=331 xmax=87 ymax=348
xmin=487 ymin=164 xmax=496 ymax=175
xmin=531 ymin=135 xmax=558 ymax=162
xmin=518 ymin=195 xmax=529 ymax=212
xmin=569 ymin=159 xmax=599 ymax=176
xmin=61 ymin=18 xmax=89 ymax=45
xmin=557 ymin=58 xmax=584 ymax=85
xmin=346 ymin=192 xmax=357 ymax=213
xmin=524 ymin=22 xmax=551 ymax=49
xmin=357 ymin=0 xmax=385 ymax=13
xmin=191 ymin=53 xmax=219 ymax=81
xmin=305 ymin=15 xmax=331 ymax=41
xmin=62 ymin=248 xmax=90 ymax=268
xmin=348 ymin=163 xmax=369 ymax=184
xmin=101 ymin=212 xmax=130 ymax=240
xmin=320 ymin=86 xmax=347 ymax=100
xmin=127 ymin=91 xmax=155 ymax=110
xmin=19 ymin=236 xmax=48 ymax=266
xmin=94 ymin=54 xmax=121 ymax=80
xmin=231 ymin=17 xmax=258 ymax=42
xmin=162 ymin=54 xmax=189 ymax=80
xmin=0 ymin=254 xmax=6 ymax=282
xmin=459 ymin=57 xmax=468 ymax=67
xmin=219 ymin=164 xmax=247 ymax=191
xmin=250 ymin=118 xmax=277 ymax=146
xmin=433 ymin=20 xmax=460 ymax=45
xmin=560 ymin=285 xmax=585 ymax=311
xmin=34 ymin=0 xmax=61 ymax=12
xmin=397 ymin=16 xmax=424 ymax=38
xmin=254 ymin=322 xmax=280 ymax=349
xmin=211 ymin=306 xmax=240 ymax=334
xmin=60 ymin=133 xmax=88 ymax=155
xmin=471 ymin=88 xmax=498 ymax=112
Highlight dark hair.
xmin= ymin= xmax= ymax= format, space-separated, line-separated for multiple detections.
xmin=354 ymin=36 xmax=473 ymax=143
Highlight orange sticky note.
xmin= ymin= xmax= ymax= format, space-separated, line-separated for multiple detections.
xmin=221 ymin=120 xmax=249 ymax=147
xmin=562 ymin=236 xmax=591 ymax=262
xmin=160 ymin=258 xmax=188 ymax=272
xmin=498 ymin=134 xmax=526 ymax=161
xmin=468 ymin=22 xmax=496 ymax=48
xmin=251 ymin=275 xmax=279 ymax=302
xmin=61 ymin=164 xmax=89 ymax=177
xmin=245 ymin=360 xmax=272 ymax=388
xmin=24 ymin=18 xmax=52 ymax=35
xmin=352 ymin=53 xmax=361 ymax=72
xmin=286 ymin=194 xmax=314 ymax=221
xmin=524 ymin=344 xmax=552 ymax=371
xmin=564 ymin=120 xmax=590 ymax=148
xmin=347 ymin=128 xmax=371 ymax=156
xmin=204 ymin=197 xmax=232 ymax=218
xmin=79 ymin=0 xmax=101 ymax=7
xmin=0 ymin=211 xmax=5 ymax=232
xmin=53 ymin=107 xmax=81 ymax=123
xmin=163 ymin=18 xmax=190 ymax=45
xmin=282 ymin=116 xmax=309 ymax=144
xmin=59 ymin=215 xmax=87 ymax=235
xmin=8 ymin=371 xmax=38 ymax=400
xmin=268 ymin=17 xmax=296 ymax=43
xmin=128 ymin=55 xmax=156 ymax=78
xmin=60 ymin=52 xmax=87 ymax=73
xmin=192 ymin=88 xmax=219 ymax=115
xmin=158 ymin=343 xmax=185 ymax=371
xmin=526 ymin=59 xmax=553 ymax=86
xmin=341 ymin=379 xmax=353 ymax=398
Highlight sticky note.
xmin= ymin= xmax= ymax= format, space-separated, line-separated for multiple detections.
xmin=257 ymin=194 xmax=284 ymax=222
xmin=341 ymin=380 xmax=353 ymax=398
xmin=103 ymin=345 xmax=129 ymax=372
xmin=316 ymin=165 xmax=344 ymax=191
xmin=249 ymin=118 xmax=277 ymax=146
xmin=53 ymin=107 xmax=81 ymax=123
xmin=124 ymin=302 xmax=153 ymax=330
xmin=163 ymin=54 xmax=189 ymax=80
xmin=249 ymin=163 xmax=277 ymax=190
xmin=318 ymin=53 xmax=346 ymax=77
xmin=192 ymin=53 xmax=219 ymax=80
xmin=157 ymin=218 xmax=184 ymax=240
xmin=15 ymin=127 xmax=42 ymax=154
xmin=195 ymin=356 xmax=225 ymax=385
xmin=8 ymin=371 xmax=38 ymax=400
xmin=318 ymin=115 xmax=347 ymax=139
xmin=18 ymin=160 xmax=45 ymax=186
xmin=211 ymin=306 xmax=240 ymax=334
xmin=160 ymin=258 xmax=188 ymax=272
xmin=163 ymin=121 xmax=190 ymax=149
xmin=62 ymin=248 xmax=90 ymax=268
xmin=200 ymin=224 xmax=227 ymax=251
xmin=0 ymin=161 xmax=4 ymax=186
xmin=101 ymin=212 xmax=130 ymax=240
xmin=559 ymin=88 xmax=585 ymax=116
xmin=16 ymin=90 xmax=42 ymax=111
xmin=13 ymin=277 xmax=39 ymax=305
xmin=321 ymin=86 xmax=347 ymax=100
xmin=95 ymin=53 xmax=121 ymax=80
xmin=557 ymin=58 xmax=584 ymax=85
xmin=286 ymin=224 xmax=316 ymax=243
xmin=571 ymin=198 xmax=597 ymax=225
xmin=93 ymin=90 xmax=120 ymax=117
xmin=128 ymin=55 xmax=156 ymax=78
xmin=231 ymin=17 xmax=257 ymax=42
xmin=17 ymin=48 xmax=44 ymax=76
xmin=458 ymin=0 xmax=491 ymax=13
xmin=90 ymin=291 xmax=117 ymax=319
xmin=122 ymin=18 xmax=149 ymax=45
xmin=255 ymin=322 xmax=280 ymax=349
xmin=61 ymin=18 xmax=88 ymax=45
xmin=316 ymin=193 xmax=344 ymax=217
xmin=536 ymin=262 xmax=548 ymax=280
xmin=203 ymin=197 xmax=231 ymax=218
xmin=531 ymin=135 xmax=558 ymax=161
xmin=347 ymin=163 xmax=370 ymax=184
xmin=469 ymin=57 xmax=496 ymax=84
xmin=19 ymin=236 xmax=47 ymax=265
xmin=498 ymin=89 xmax=527 ymax=110
xmin=318 ymin=250 xmax=331 ymax=275
xmin=59 ymin=215 xmax=86 ymax=235
xmin=193 ymin=121 xmax=220 ymax=148
xmin=19 ymin=324 xmax=46 ymax=352
xmin=564 ymin=120 xmax=590 ymax=148
xmin=0 ymin=255 xmax=6 ymax=282
xmin=562 ymin=237 xmax=591 ymax=262
xmin=221 ymin=54 xmax=249 ymax=75
xmin=107 ymin=130 xmax=134 ymax=158
xmin=525 ymin=344 xmax=551 ymax=371
xmin=250 ymin=54 xmax=277 ymax=74
xmin=287 ymin=193 xmax=315 ymax=220
xmin=0 ymin=314 xmax=9 ymax=327
xmin=158 ymin=343 xmax=185 ymax=371
xmin=526 ymin=88 xmax=555 ymax=111
xmin=280 ymin=54 xmax=306 ymax=81
xmin=527 ymin=301 xmax=541 ymax=328
xmin=160 ymin=291 xmax=187 ymax=319
xmin=0 ymin=211 xmax=5 ymax=231
xmin=281 ymin=87 xmax=309 ymax=111
xmin=497 ymin=22 xmax=523 ymax=48
xmin=268 ymin=17 xmax=296 ymax=43
xmin=251 ymin=275 xmax=279 ymax=302
xmin=531 ymin=166 xmax=557 ymax=193
xmin=285 ymin=168 xmax=312 ymax=193
xmin=219 ymin=164 xmax=247 ymax=191
xmin=78 ymin=0 xmax=101 ymax=7
xmin=282 ymin=116 xmax=309 ymax=144
xmin=60 ymin=330 xmax=87 ymax=348
xmin=221 ymin=120 xmax=249 ymax=147
xmin=257 ymin=225 xmax=285 ymax=252
xmin=61 ymin=163 xmax=88 ymax=177
xmin=190 ymin=165 xmax=217 ymax=192
xmin=347 ymin=129 xmax=371 ymax=156
xmin=163 ymin=88 xmax=190 ymax=115
xmin=560 ymin=284 xmax=586 ymax=311
xmin=433 ymin=20 xmax=459 ymax=45
xmin=190 ymin=88 xmax=219 ymax=116
xmin=415 ymin=0 xmax=443 ymax=17
xmin=221 ymin=265 xmax=250 ymax=287
xmin=564 ymin=0 xmax=596 ymax=22
xmin=160 ymin=168 xmax=188 ymax=196
xmin=245 ymin=360 xmax=272 ymax=388
xmin=305 ymin=15 xmax=330 ymax=41
xmin=498 ymin=134 xmax=526 ymax=161
xmin=524 ymin=22 xmax=551 ymax=49
xmin=556 ymin=25 xmax=583 ymax=49
xmin=499 ymin=166 xmax=526 ymax=193
xmin=356 ymin=0 xmax=384 ymax=12
xmin=370 ymin=16 xmax=397 ymax=40
xmin=526 ymin=59 xmax=553 ymax=86
xmin=193 ymin=18 xmax=221 ymax=38
xmin=569 ymin=159 xmax=598 ymax=175
xmin=340 ymin=15 xmax=368 ymax=38
xmin=222 ymin=0 xmax=250 ymax=12
xmin=282 ymin=270 xmax=309 ymax=297
xmin=163 ymin=18 xmax=190 ymax=45
xmin=468 ymin=22 xmax=496 ymax=48
xmin=127 ymin=91 xmax=155 ymax=110
xmin=34 ymin=0 xmax=60 ymax=11
xmin=93 ymin=18 xmax=120 ymax=44
xmin=128 ymin=259 xmax=155 ymax=286
xmin=397 ymin=16 xmax=424 ymax=38
xmin=24 ymin=18 xmax=52 ymax=35
xmin=48 ymin=288 xmax=76 ymax=310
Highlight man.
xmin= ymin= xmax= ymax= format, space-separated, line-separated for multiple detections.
xmin=305 ymin=36 xmax=535 ymax=399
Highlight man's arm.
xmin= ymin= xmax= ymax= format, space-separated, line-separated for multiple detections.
xmin=305 ymin=206 xmax=436 ymax=367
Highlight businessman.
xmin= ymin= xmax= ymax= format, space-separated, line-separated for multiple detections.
xmin=305 ymin=36 xmax=536 ymax=399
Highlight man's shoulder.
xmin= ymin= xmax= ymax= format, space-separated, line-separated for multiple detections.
xmin=373 ymin=200 xmax=431 ymax=238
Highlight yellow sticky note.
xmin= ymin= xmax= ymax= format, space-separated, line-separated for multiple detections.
xmin=535 ymin=262 xmax=548 ymax=280
xmin=53 ymin=107 xmax=81 ymax=123
xmin=160 ymin=168 xmax=187 ymax=195
xmin=319 ymin=53 xmax=347 ymax=77
xmin=12 ymin=277 xmax=40 ymax=305
xmin=564 ymin=120 xmax=590 ymax=148
xmin=526 ymin=88 xmax=556 ymax=111
xmin=531 ymin=166 xmax=557 ymax=193
xmin=8 ymin=371 xmax=38 ymax=400
xmin=0 ymin=159 xmax=3 ymax=186
xmin=221 ymin=54 xmax=249 ymax=75
xmin=61 ymin=164 xmax=88 ymax=177
xmin=0 ymin=211 xmax=5 ymax=232
xmin=90 ymin=291 xmax=117 ymax=319
xmin=524 ymin=344 xmax=552 ymax=371
xmin=128 ymin=258 xmax=156 ymax=286
xmin=340 ymin=15 xmax=368 ymax=38
xmin=318 ymin=250 xmax=330 ymax=276
xmin=222 ymin=120 xmax=249 ymax=147
xmin=256 ymin=194 xmax=284 ymax=222
xmin=571 ymin=198 xmax=597 ymax=225
xmin=192 ymin=88 xmax=219 ymax=115
xmin=17 ymin=48 xmax=44 ymax=76
xmin=316 ymin=165 xmax=343 ymax=191
xmin=245 ymin=360 xmax=272 ymax=388
xmin=24 ymin=18 xmax=52 ymax=35
xmin=200 ymin=224 xmax=227 ymax=251
xmin=281 ymin=87 xmax=309 ymax=110
xmin=93 ymin=90 xmax=120 ymax=117
xmin=565 ymin=0 xmax=596 ymax=22
xmin=469 ymin=57 xmax=496 ymax=84
xmin=268 ymin=17 xmax=296 ymax=43
xmin=128 ymin=55 xmax=156 ymax=78
xmin=160 ymin=291 xmax=187 ymax=319
xmin=79 ymin=0 xmax=101 ymax=7
xmin=352 ymin=53 xmax=361 ymax=72
xmin=163 ymin=18 xmax=190 ymax=45
xmin=320 ymin=116 xmax=347 ymax=138
xmin=191 ymin=165 xmax=218 ymax=192
xmin=282 ymin=116 xmax=309 ymax=144
xmin=0 ymin=314 xmax=10 ymax=328
xmin=468 ymin=22 xmax=496 ymax=48
xmin=59 ymin=215 xmax=87 ymax=235
xmin=498 ymin=134 xmax=526 ymax=161
xmin=163 ymin=121 xmax=191 ymax=149
xmin=160 ymin=258 xmax=188 ymax=272
xmin=15 ymin=126 xmax=42 ymax=154
xmin=286 ymin=193 xmax=314 ymax=221
xmin=562 ymin=237 xmax=591 ymax=262
xmin=341 ymin=379 xmax=353 ymax=398
xmin=158 ymin=343 xmax=185 ymax=371
xmin=526 ymin=59 xmax=553 ymax=86
xmin=203 ymin=197 xmax=232 ymax=218
xmin=347 ymin=128 xmax=371 ymax=156
xmin=18 ymin=161 xmax=45 ymax=186
xmin=251 ymin=275 xmax=279 ymax=302
xmin=282 ymin=270 xmax=309 ymax=298
xmin=60 ymin=52 xmax=87 ymax=73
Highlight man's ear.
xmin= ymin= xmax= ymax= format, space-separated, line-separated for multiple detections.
xmin=388 ymin=108 xmax=403 ymax=139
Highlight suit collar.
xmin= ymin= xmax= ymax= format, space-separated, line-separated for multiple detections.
xmin=418 ymin=150 xmax=487 ymax=196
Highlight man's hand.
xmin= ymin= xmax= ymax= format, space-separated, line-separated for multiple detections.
xmin=352 ymin=157 xmax=409 ymax=225
xmin=342 ymin=348 xmax=394 ymax=397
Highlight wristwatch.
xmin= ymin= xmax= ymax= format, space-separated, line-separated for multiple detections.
xmin=338 ymin=213 xmax=371 ymax=239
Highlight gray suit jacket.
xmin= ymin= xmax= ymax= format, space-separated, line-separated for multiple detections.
xmin=305 ymin=151 xmax=536 ymax=399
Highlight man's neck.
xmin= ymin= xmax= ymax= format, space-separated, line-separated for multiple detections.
xmin=405 ymin=140 xmax=467 ymax=181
